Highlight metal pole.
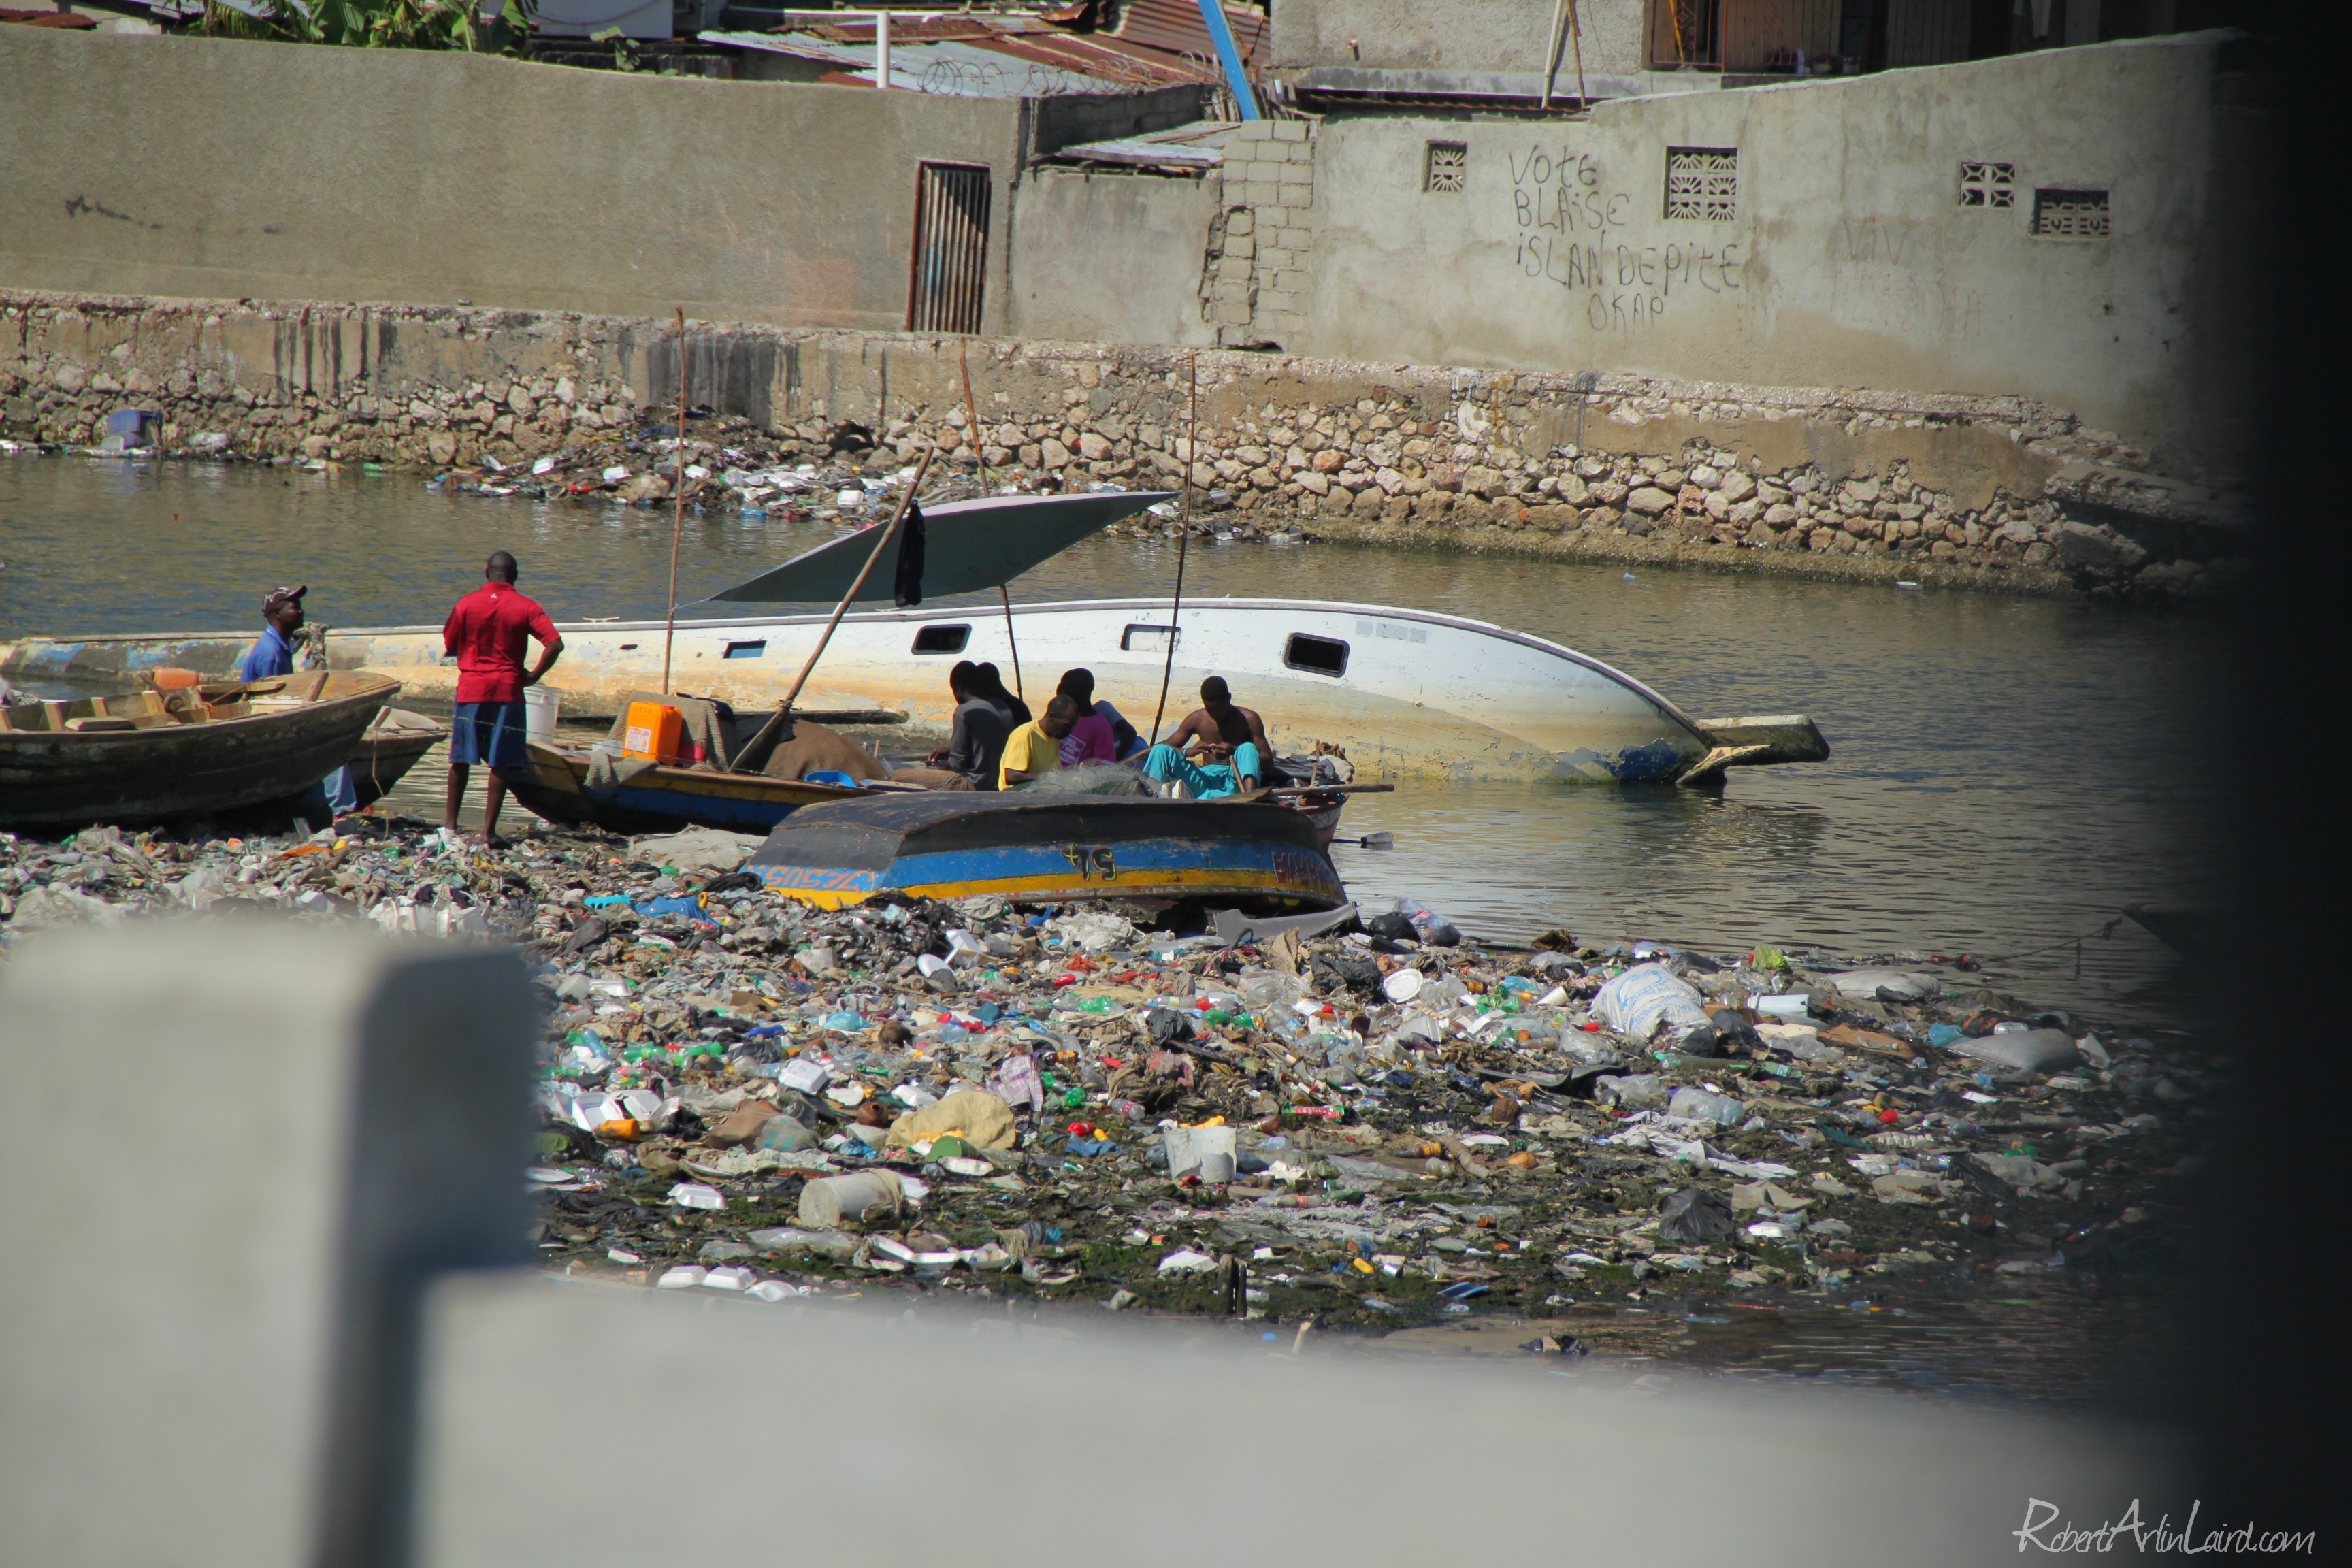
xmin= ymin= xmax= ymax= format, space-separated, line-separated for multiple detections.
xmin=1192 ymin=0 xmax=1260 ymax=120
xmin=659 ymin=306 xmax=688 ymax=693
xmin=875 ymin=7 xmax=889 ymax=88
xmin=1569 ymin=0 xmax=1588 ymax=105
xmin=959 ymin=340 xmax=990 ymax=488
xmin=1149 ymin=352 xmax=1198 ymax=744
xmin=1541 ymin=0 xmax=1569 ymax=109
xmin=999 ymin=584 xmax=1022 ymax=702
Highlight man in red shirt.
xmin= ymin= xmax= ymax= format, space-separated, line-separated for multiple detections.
xmin=442 ymin=551 xmax=563 ymax=840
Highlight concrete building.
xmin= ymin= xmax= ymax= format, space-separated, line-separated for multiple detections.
xmin=1264 ymin=0 xmax=2216 ymax=110
xmin=0 ymin=14 xmax=2257 ymax=467
xmin=1024 ymin=25 xmax=2256 ymax=467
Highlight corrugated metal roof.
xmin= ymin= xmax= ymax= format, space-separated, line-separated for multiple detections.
xmin=1047 ymin=117 xmax=1239 ymax=172
xmin=1098 ymin=0 xmax=1265 ymax=67
xmin=705 ymin=13 xmax=1211 ymax=95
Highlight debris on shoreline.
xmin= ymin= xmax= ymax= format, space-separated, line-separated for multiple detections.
xmin=0 ymin=815 xmax=2211 ymax=1352
xmin=7 ymin=395 xmax=2255 ymax=592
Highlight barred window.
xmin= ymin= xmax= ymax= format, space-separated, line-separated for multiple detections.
xmin=1959 ymin=161 xmax=2015 ymax=208
xmin=1424 ymin=141 xmax=1467 ymax=194
xmin=1664 ymin=146 xmax=1738 ymax=221
xmin=2032 ymin=188 xmax=2110 ymax=239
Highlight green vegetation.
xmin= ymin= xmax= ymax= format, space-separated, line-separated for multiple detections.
xmin=196 ymin=0 xmax=527 ymax=52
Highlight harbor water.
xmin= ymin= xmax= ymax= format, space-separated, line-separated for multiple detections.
xmin=1 ymin=455 xmax=2225 ymax=1022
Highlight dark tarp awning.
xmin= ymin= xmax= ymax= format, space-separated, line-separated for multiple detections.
xmin=706 ymin=489 xmax=1175 ymax=604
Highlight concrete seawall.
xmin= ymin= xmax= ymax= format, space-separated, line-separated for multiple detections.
xmin=1 ymin=290 xmax=2249 ymax=602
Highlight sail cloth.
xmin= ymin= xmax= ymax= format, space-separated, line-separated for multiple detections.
xmin=893 ymin=498 xmax=927 ymax=608
xmin=706 ymin=490 xmax=1175 ymax=604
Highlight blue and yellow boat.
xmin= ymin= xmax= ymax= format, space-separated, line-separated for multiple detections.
xmin=507 ymin=739 xmax=872 ymax=836
xmin=749 ymin=792 xmax=1347 ymax=911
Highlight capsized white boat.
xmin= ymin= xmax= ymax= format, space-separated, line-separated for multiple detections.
xmin=0 ymin=491 xmax=1825 ymax=784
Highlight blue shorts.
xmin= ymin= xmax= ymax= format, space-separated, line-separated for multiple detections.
xmin=450 ymin=700 xmax=529 ymax=770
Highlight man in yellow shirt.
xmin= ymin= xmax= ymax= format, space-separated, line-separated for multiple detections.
xmin=999 ymin=694 xmax=1081 ymax=788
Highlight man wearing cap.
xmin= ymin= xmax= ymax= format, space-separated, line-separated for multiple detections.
xmin=442 ymin=551 xmax=563 ymax=841
xmin=239 ymin=584 xmax=359 ymax=823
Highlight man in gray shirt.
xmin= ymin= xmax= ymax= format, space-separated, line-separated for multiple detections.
xmin=924 ymin=660 xmax=1011 ymax=789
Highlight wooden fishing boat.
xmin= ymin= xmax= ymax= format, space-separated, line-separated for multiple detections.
xmin=0 ymin=671 xmax=399 ymax=828
xmin=2121 ymin=904 xmax=2227 ymax=960
xmin=344 ymin=708 xmax=446 ymax=809
xmin=505 ymin=739 xmax=881 ymax=836
xmin=749 ymin=791 xmax=1348 ymax=911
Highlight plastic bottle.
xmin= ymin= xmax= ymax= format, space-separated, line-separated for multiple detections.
xmin=1597 ymin=1072 xmax=1667 ymax=1109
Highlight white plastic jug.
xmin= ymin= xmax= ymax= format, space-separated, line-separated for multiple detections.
xmin=524 ymin=684 xmax=561 ymax=743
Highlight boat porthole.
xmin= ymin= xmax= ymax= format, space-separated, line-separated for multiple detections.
xmin=911 ymin=625 xmax=971 ymax=655
xmin=1282 ymin=634 xmax=1350 ymax=677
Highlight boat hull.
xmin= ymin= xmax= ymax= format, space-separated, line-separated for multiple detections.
xmin=1 ymin=597 xmax=1785 ymax=783
xmin=0 ymin=674 xmax=399 ymax=828
xmin=344 ymin=709 xmax=444 ymax=809
xmin=749 ymin=793 xmax=1346 ymax=911
xmin=507 ymin=742 xmax=866 ymax=836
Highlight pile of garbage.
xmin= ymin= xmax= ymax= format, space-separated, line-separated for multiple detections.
xmin=427 ymin=412 xmax=1286 ymax=541
xmin=0 ymin=817 xmax=2213 ymax=1330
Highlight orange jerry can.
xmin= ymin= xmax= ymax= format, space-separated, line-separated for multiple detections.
xmin=622 ymin=701 xmax=683 ymax=764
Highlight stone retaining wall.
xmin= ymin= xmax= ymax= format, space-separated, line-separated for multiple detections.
xmin=1 ymin=291 xmax=2251 ymax=602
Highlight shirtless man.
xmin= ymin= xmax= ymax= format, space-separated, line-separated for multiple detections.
xmin=1141 ymin=676 xmax=1277 ymax=798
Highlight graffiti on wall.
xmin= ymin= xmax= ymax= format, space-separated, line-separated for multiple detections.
xmin=1507 ymin=145 xmax=1743 ymax=332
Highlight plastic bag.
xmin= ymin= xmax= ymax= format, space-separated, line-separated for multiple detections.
xmin=986 ymin=1051 xmax=1045 ymax=1115
xmin=1953 ymin=1028 xmax=2080 ymax=1074
xmin=1825 ymin=968 xmax=1940 ymax=1002
xmin=1669 ymin=1086 xmax=1746 ymax=1126
xmin=1236 ymin=966 xmax=1309 ymax=1012
xmin=1393 ymin=898 xmax=1462 ymax=947
xmin=1047 ymin=910 xmax=1139 ymax=953
xmin=1659 ymin=1188 xmax=1735 ymax=1244
xmin=1591 ymin=962 xmax=1710 ymax=1039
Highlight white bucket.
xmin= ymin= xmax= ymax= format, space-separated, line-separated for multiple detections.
xmin=523 ymin=684 xmax=561 ymax=742
xmin=1163 ymin=1124 xmax=1237 ymax=1182
xmin=798 ymin=1170 xmax=905 ymax=1228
